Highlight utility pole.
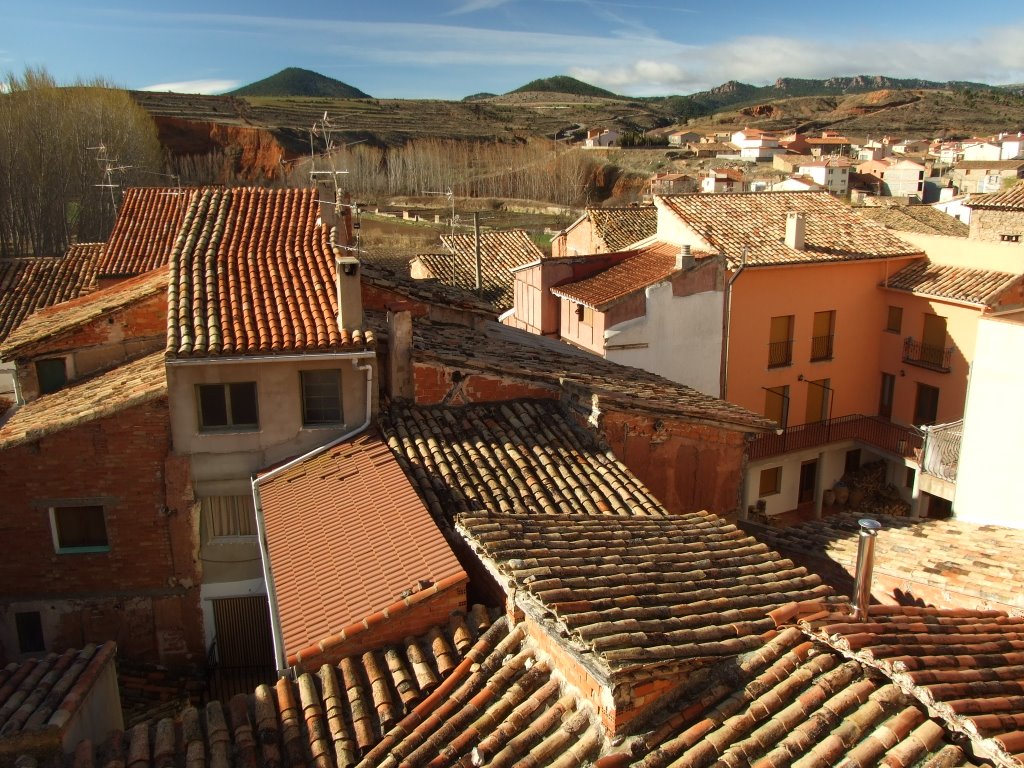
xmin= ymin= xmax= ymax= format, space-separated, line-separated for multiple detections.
xmin=474 ymin=212 xmax=482 ymax=295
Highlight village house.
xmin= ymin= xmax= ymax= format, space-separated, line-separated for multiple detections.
xmin=583 ymin=127 xmax=619 ymax=148
xmin=805 ymin=129 xmax=853 ymax=157
xmin=770 ymin=174 xmax=824 ymax=192
xmin=952 ymin=158 xmax=1024 ymax=194
xmin=856 ymin=156 xmax=928 ymax=199
xmin=645 ymin=171 xmax=694 ymax=196
xmin=699 ymin=167 xmax=747 ymax=193
xmin=796 ymin=155 xmax=852 ymax=195
xmin=730 ymin=127 xmax=784 ymax=162
xmin=550 ymin=206 xmax=657 ymax=258
xmin=666 ymin=129 xmax=700 ymax=146
xmin=966 ymin=180 xmax=1024 ymax=242
xmin=772 ymin=153 xmax=817 ymax=174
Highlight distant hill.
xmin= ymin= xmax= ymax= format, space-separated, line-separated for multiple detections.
xmin=509 ymin=76 xmax=622 ymax=99
xmin=463 ymin=92 xmax=498 ymax=102
xmin=230 ymin=68 xmax=371 ymax=99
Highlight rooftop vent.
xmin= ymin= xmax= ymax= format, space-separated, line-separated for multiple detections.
xmin=676 ymin=244 xmax=694 ymax=270
xmin=852 ymin=518 xmax=881 ymax=621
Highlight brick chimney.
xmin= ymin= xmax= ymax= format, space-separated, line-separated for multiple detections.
xmin=785 ymin=211 xmax=806 ymax=251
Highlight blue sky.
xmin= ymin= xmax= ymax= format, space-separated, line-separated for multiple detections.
xmin=4 ymin=1 xmax=1024 ymax=98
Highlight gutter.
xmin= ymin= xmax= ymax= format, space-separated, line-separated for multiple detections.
xmin=719 ymin=247 xmax=747 ymax=400
xmin=250 ymin=355 xmax=375 ymax=675
xmin=166 ymin=350 xmax=374 ymax=366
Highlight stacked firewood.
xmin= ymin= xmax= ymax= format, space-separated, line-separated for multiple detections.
xmin=839 ymin=460 xmax=911 ymax=517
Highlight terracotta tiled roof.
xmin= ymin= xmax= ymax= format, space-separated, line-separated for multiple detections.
xmin=98 ymin=187 xmax=195 ymax=277
xmin=658 ymin=191 xmax=921 ymax=268
xmin=73 ymin=608 xmax=600 ymax=768
xmin=166 ymin=187 xmax=373 ymax=357
xmin=551 ymin=241 xmax=711 ymax=310
xmin=361 ymin=261 xmax=496 ymax=317
xmin=0 ymin=266 xmax=168 ymax=359
xmin=969 ymin=181 xmax=1024 ymax=210
xmin=883 ymin=259 xmax=1021 ymax=305
xmin=0 ymin=642 xmax=117 ymax=740
xmin=587 ymin=206 xmax=658 ymax=252
xmin=0 ymin=246 xmax=101 ymax=344
xmin=414 ymin=229 xmax=544 ymax=312
xmin=401 ymin=315 xmax=775 ymax=429
xmin=0 ymin=352 xmax=166 ymax=451
xmin=631 ymin=625 xmax=979 ymax=768
xmin=746 ymin=512 xmax=1024 ymax=612
xmin=257 ymin=433 xmax=466 ymax=668
xmin=457 ymin=512 xmax=831 ymax=680
xmin=956 ymin=160 xmax=1024 ymax=171
xmin=858 ymin=205 xmax=971 ymax=236
xmin=381 ymin=400 xmax=668 ymax=522
xmin=803 ymin=603 xmax=1024 ymax=767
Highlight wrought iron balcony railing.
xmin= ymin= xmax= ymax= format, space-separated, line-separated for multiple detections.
xmin=903 ymin=337 xmax=952 ymax=372
xmin=810 ymin=334 xmax=834 ymax=362
xmin=767 ymin=339 xmax=794 ymax=368
xmin=749 ymin=414 xmax=923 ymax=461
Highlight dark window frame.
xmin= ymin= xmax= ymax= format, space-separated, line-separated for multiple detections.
xmin=49 ymin=504 xmax=109 ymax=554
xmin=301 ymin=369 xmax=343 ymax=426
xmin=197 ymin=382 xmax=259 ymax=432
xmin=886 ymin=305 xmax=903 ymax=334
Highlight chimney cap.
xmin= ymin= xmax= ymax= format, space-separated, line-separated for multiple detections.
xmin=858 ymin=518 xmax=881 ymax=532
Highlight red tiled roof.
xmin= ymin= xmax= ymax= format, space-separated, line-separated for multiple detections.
xmin=550 ymin=241 xmax=702 ymax=310
xmin=969 ymin=180 xmax=1024 ymax=210
xmin=632 ymin=624 xmax=979 ymax=768
xmin=747 ymin=512 xmax=1024 ymax=612
xmin=803 ymin=603 xmax=1024 ymax=767
xmin=414 ymin=229 xmax=544 ymax=312
xmin=883 ymin=259 xmax=1021 ymax=305
xmin=257 ymin=433 xmax=466 ymax=667
xmin=0 ymin=266 xmax=168 ymax=359
xmin=0 ymin=642 xmax=118 ymax=743
xmin=400 ymin=317 xmax=775 ymax=429
xmin=0 ymin=352 xmax=166 ymax=451
xmin=456 ymin=512 xmax=830 ymax=680
xmin=587 ymin=206 xmax=658 ymax=252
xmin=166 ymin=187 xmax=373 ymax=358
xmin=382 ymin=400 xmax=669 ymax=522
xmin=98 ymin=187 xmax=196 ymax=277
xmin=955 ymin=160 xmax=1024 ymax=171
xmin=658 ymin=191 xmax=922 ymax=268
xmin=0 ymin=245 xmax=101 ymax=344
xmin=858 ymin=205 xmax=971 ymax=236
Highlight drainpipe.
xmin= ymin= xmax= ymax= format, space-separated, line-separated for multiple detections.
xmin=851 ymin=518 xmax=881 ymax=621
xmin=720 ymin=246 xmax=747 ymax=399
xmin=251 ymin=356 xmax=375 ymax=675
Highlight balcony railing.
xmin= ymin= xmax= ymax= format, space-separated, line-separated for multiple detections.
xmin=767 ymin=339 xmax=794 ymax=368
xmin=810 ymin=334 xmax=834 ymax=361
xmin=921 ymin=419 xmax=962 ymax=482
xmin=903 ymin=337 xmax=952 ymax=372
xmin=749 ymin=414 xmax=923 ymax=461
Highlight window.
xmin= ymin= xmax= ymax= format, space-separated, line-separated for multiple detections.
xmin=763 ymin=385 xmax=789 ymax=428
xmin=914 ymin=383 xmax=940 ymax=426
xmin=758 ymin=466 xmax=782 ymax=496
xmin=804 ymin=378 xmax=831 ymax=424
xmin=905 ymin=466 xmax=916 ymax=489
xmin=202 ymin=495 xmax=257 ymax=540
xmin=1001 ymin=234 xmax=1021 ymax=243
xmin=16 ymin=611 xmax=45 ymax=653
xmin=36 ymin=358 xmax=67 ymax=395
xmin=198 ymin=382 xmax=258 ymax=431
xmin=301 ymin=370 xmax=343 ymax=425
xmin=879 ymin=372 xmax=895 ymax=419
xmin=50 ymin=505 xmax=109 ymax=553
xmin=810 ymin=310 xmax=835 ymax=361
xmin=768 ymin=315 xmax=794 ymax=368
xmin=886 ymin=305 xmax=903 ymax=333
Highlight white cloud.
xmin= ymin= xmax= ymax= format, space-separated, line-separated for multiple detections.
xmin=141 ymin=79 xmax=240 ymax=95
xmin=447 ymin=0 xmax=514 ymax=13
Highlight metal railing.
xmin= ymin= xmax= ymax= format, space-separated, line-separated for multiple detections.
xmin=749 ymin=413 xmax=923 ymax=461
xmin=767 ymin=339 xmax=794 ymax=368
xmin=810 ymin=334 xmax=834 ymax=361
xmin=921 ymin=419 xmax=962 ymax=481
xmin=903 ymin=337 xmax=952 ymax=372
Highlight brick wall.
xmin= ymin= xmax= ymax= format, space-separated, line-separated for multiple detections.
xmin=0 ymin=397 xmax=204 ymax=667
xmin=412 ymin=362 xmax=558 ymax=406
xmin=592 ymin=407 xmax=748 ymax=517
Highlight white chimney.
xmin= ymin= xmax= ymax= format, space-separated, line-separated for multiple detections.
xmin=785 ymin=211 xmax=806 ymax=251
xmin=676 ymin=243 xmax=694 ymax=270
xmin=336 ymin=254 xmax=363 ymax=334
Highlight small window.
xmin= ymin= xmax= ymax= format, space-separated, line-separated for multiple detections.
xmin=198 ymin=382 xmax=259 ymax=431
xmin=50 ymin=505 xmax=109 ymax=553
xmin=16 ymin=611 xmax=45 ymax=654
xmin=886 ymin=305 xmax=903 ymax=333
xmin=1001 ymin=234 xmax=1021 ymax=243
xmin=301 ymin=370 xmax=343 ymax=425
xmin=36 ymin=358 xmax=67 ymax=395
xmin=905 ymin=466 xmax=916 ymax=489
xmin=758 ymin=466 xmax=782 ymax=496
xmin=203 ymin=495 xmax=257 ymax=540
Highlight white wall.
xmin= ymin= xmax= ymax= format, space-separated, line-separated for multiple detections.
xmin=896 ymin=233 xmax=1024 ymax=272
xmin=604 ymin=281 xmax=724 ymax=396
xmin=954 ymin=316 xmax=1024 ymax=527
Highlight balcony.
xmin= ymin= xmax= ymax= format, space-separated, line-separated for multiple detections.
xmin=903 ymin=337 xmax=952 ymax=373
xmin=749 ymin=414 xmax=923 ymax=461
xmin=921 ymin=419 xmax=962 ymax=482
xmin=767 ymin=339 xmax=794 ymax=368
xmin=810 ymin=334 xmax=834 ymax=362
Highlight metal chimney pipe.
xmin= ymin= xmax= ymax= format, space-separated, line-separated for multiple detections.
xmin=852 ymin=518 xmax=881 ymax=620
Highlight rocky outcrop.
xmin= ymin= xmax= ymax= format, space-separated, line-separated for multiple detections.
xmin=153 ymin=117 xmax=292 ymax=181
